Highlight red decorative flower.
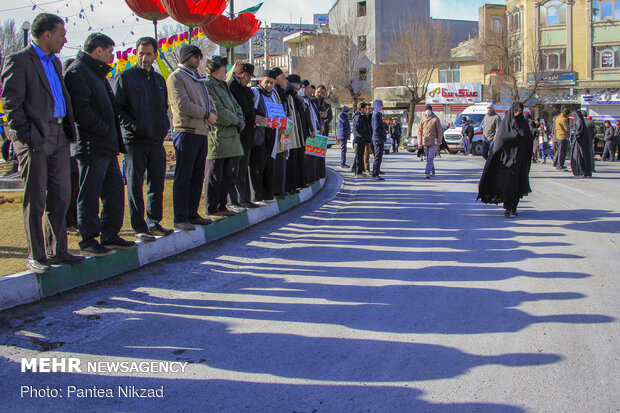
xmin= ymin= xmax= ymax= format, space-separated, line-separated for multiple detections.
xmin=160 ymin=0 xmax=227 ymax=28
xmin=201 ymin=12 xmax=261 ymax=49
xmin=124 ymin=0 xmax=168 ymax=21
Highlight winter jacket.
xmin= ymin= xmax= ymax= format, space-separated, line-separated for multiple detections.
xmin=554 ymin=114 xmax=569 ymax=140
xmin=604 ymin=125 xmax=615 ymax=142
xmin=166 ymin=66 xmax=216 ymax=137
xmin=64 ymin=51 xmax=124 ymax=157
xmin=205 ymin=75 xmax=244 ymax=160
xmin=228 ymin=75 xmax=256 ymax=148
xmin=352 ymin=111 xmax=371 ymax=144
xmin=317 ymin=98 xmax=332 ymax=136
xmin=462 ymin=124 xmax=474 ymax=139
xmin=389 ymin=123 xmax=402 ymax=139
xmin=113 ymin=65 xmax=170 ymax=146
xmin=337 ymin=111 xmax=350 ymax=141
xmin=419 ymin=113 xmax=443 ymax=147
xmin=482 ymin=113 xmax=501 ymax=141
xmin=371 ymin=110 xmax=387 ymax=142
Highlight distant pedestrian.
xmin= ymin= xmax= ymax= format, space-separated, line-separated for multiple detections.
xmin=553 ymin=107 xmax=570 ymax=170
xmin=389 ymin=118 xmax=402 ymax=153
xmin=602 ymin=120 xmax=615 ymax=161
xmin=482 ymin=103 xmax=500 ymax=159
xmin=418 ymin=104 xmax=443 ymax=179
xmin=351 ymin=102 xmax=371 ymax=177
xmin=371 ymin=99 xmax=387 ymax=180
xmin=337 ymin=106 xmax=351 ymax=167
xmin=461 ymin=118 xmax=474 ymax=155
xmin=478 ymin=102 xmax=533 ymax=218
xmin=615 ymin=121 xmax=620 ymax=160
xmin=569 ymin=109 xmax=593 ymax=177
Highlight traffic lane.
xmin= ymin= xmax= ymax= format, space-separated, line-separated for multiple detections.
xmin=0 ymin=152 xmax=618 ymax=412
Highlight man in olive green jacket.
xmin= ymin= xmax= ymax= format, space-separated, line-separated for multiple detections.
xmin=204 ymin=56 xmax=245 ymax=219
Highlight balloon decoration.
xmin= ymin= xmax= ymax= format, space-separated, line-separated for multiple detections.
xmin=124 ymin=0 xmax=168 ymax=21
xmin=201 ymin=12 xmax=261 ymax=49
xmin=159 ymin=0 xmax=227 ymax=29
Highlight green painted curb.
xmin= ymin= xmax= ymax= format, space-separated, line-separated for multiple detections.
xmin=40 ymin=248 xmax=140 ymax=298
xmin=277 ymin=193 xmax=301 ymax=212
xmin=204 ymin=211 xmax=251 ymax=243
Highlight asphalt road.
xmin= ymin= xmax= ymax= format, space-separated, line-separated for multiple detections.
xmin=0 ymin=149 xmax=618 ymax=412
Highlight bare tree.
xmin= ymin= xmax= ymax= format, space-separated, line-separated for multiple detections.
xmin=0 ymin=20 xmax=21 ymax=72
xmin=388 ymin=18 xmax=451 ymax=137
xmin=482 ymin=22 xmax=543 ymax=105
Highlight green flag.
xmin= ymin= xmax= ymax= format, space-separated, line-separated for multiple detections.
xmin=237 ymin=2 xmax=263 ymax=15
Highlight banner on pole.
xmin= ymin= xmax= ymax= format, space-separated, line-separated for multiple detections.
xmin=305 ymin=135 xmax=328 ymax=158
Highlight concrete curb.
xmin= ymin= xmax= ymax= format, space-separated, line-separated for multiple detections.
xmin=0 ymin=177 xmax=326 ymax=311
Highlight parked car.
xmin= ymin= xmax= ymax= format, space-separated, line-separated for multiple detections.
xmin=346 ymin=136 xmax=392 ymax=154
xmin=403 ymin=136 xmax=418 ymax=152
xmin=327 ymin=133 xmax=337 ymax=148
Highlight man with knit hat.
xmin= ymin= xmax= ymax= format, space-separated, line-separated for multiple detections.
xmin=418 ymin=104 xmax=443 ymax=179
xmin=228 ymin=61 xmax=262 ymax=209
xmin=204 ymin=55 xmax=245 ymax=219
xmin=553 ymin=107 xmax=570 ymax=170
xmin=167 ymin=44 xmax=217 ymax=231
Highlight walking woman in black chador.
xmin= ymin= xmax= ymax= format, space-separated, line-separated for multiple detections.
xmin=477 ymin=102 xmax=534 ymax=218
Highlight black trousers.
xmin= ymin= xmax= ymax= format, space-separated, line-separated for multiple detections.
xmin=372 ymin=140 xmax=384 ymax=176
xmin=553 ymin=139 xmax=568 ymax=168
xmin=13 ymin=123 xmax=71 ymax=260
xmin=273 ymin=151 xmax=287 ymax=196
xmin=339 ymin=139 xmax=348 ymax=166
xmin=249 ymin=140 xmax=275 ymax=202
xmin=172 ymin=132 xmax=207 ymax=223
xmin=304 ymin=153 xmax=317 ymax=184
xmin=66 ymin=157 xmax=79 ymax=228
xmin=230 ymin=140 xmax=253 ymax=205
xmin=124 ymin=143 xmax=166 ymax=233
xmin=206 ymin=156 xmax=235 ymax=214
xmin=352 ymin=142 xmax=366 ymax=174
xmin=392 ymin=137 xmax=400 ymax=153
xmin=77 ymin=154 xmax=124 ymax=248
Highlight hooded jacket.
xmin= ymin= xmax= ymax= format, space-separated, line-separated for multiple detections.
xmin=371 ymin=105 xmax=386 ymax=142
xmin=337 ymin=110 xmax=351 ymax=141
xmin=64 ymin=51 xmax=124 ymax=157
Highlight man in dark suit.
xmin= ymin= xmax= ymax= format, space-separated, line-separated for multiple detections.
xmin=1 ymin=13 xmax=85 ymax=274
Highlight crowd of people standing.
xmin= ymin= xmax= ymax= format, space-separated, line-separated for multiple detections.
xmin=0 ymin=13 xmax=331 ymax=274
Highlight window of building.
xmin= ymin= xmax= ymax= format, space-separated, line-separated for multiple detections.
xmin=359 ymin=68 xmax=367 ymax=81
xmin=594 ymin=45 xmax=620 ymax=68
xmin=513 ymin=56 xmax=522 ymax=73
xmin=492 ymin=16 xmax=503 ymax=33
xmin=357 ymin=1 xmax=366 ymax=17
xmin=540 ymin=0 xmax=566 ymax=26
xmin=541 ymin=48 xmax=567 ymax=70
xmin=358 ymin=35 xmax=367 ymax=51
xmin=509 ymin=7 xmax=521 ymax=31
xmin=438 ymin=63 xmax=460 ymax=83
xmin=592 ymin=0 xmax=620 ymax=21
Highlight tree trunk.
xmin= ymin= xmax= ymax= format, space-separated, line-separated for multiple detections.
xmin=407 ymin=99 xmax=416 ymax=138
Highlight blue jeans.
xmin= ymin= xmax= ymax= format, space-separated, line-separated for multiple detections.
xmin=482 ymin=140 xmax=494 ymax=159
xmin=425 ymin=146 xmax=436 ymax=176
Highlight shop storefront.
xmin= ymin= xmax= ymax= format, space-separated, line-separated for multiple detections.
xmin=424 ymin=82 xmax=483 ymax=126
xmin=581 ymin=90 xmax=620 ymax=122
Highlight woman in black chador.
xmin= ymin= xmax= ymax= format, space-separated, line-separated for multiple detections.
xmin=477 ymin=102 xmax=534 ymax=218
xmin=569 ymin=109 xmax=593 ymax=177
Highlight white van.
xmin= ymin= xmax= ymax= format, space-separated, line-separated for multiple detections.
xmin=443 ymin=103 xmax=531 ymax=155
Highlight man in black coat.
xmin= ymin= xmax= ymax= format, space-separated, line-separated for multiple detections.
xmin=65 ymin=33 xmax=135 ymax=256
xmin=389 ymin=118 xmax=402 ymax=153
xmin=228 ymin=62 xmax=261 ymax=209
xmin=1 ymin=13 xmax=84 ymax=273
xmin=351 ymin=102 xmax=371 ymax=177
xmin=113 ymin=37 xmax=173 ymax=243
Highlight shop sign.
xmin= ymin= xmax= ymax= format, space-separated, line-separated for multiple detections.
xmin=425 ymin=83 xmax=482 ymax=104
xmin=581 ymin=89 xmax=620 ymax=105
xmin=527 ymin=71 xmax=576 ymax=85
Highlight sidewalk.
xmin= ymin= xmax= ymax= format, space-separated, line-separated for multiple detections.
xmin=0 ymin=178 xmax=326 ymax=311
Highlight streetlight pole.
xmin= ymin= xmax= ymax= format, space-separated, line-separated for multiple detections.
xmin=228 ymin=0 xmax=234 ymax=63
xmin=21 ymin=21 xmax=31 ymax=48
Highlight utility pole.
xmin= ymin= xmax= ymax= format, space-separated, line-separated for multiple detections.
xmin=228 ymin=0 xmax=234 ymax=63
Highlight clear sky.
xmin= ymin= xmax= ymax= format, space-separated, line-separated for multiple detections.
xmin=0 ymin=0 xmax=505 ymax=58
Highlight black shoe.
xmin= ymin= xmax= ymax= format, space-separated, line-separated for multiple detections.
xmin=27 ymin=258 xmax=52 ymax=274
xmin=102 ymin=236 xmax=136 ymax=250
xmin=378 ymin=171 xmax=386 ymax=175
xmin=240 ymin=202 xmax=260 ymax=209
xmin=504 ymin=210 xmax=512 ymax=218
xmin=426 ymin=175 xmax=431 ymax=179
xmin=81 ymin=242 xmax=116 ymax=257
xmin=373 ymin=175 xmax=385 ymax=181
xmin=219 ymin=209 xmax=238 ymax=217
xmin=135 ymin=232 xmax=157 ymax=243
xmin=190 ymin=216 xmax=213 ymax=226
xmin=275 ymin=194 xmax=287 ymax=200
xmin=47 ymin=252 xmax=86 ymax=265
xmin=511 ymin=209 xmax=519 ymax=216
xmin=149 ymin=224 xmax=174 ymax=237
